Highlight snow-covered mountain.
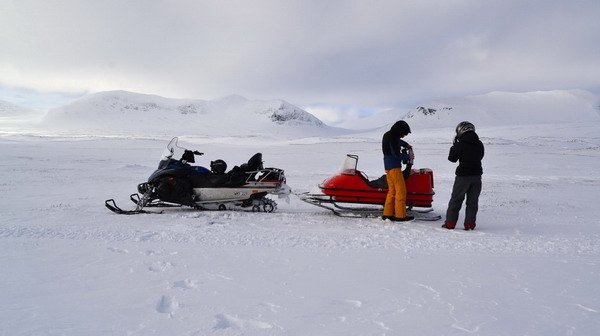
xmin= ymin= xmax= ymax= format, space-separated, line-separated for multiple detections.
xmin=404 ymin=89 xmax=600 ymax=128
xmin=41 ymin=91 xmax=344 ymax=138
xmin=0 ymin=99 xmax=42 ymax=121
xmin=341 ymin=89 xmax=600 ymax=132
xmin=17 ymin=89 xmax=600 ymax=139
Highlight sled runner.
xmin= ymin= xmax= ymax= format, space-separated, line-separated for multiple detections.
xmin=105 ymin=137 xmax=291 ymax=215
xmin=300 ymin=154 xmax=442 ymax=220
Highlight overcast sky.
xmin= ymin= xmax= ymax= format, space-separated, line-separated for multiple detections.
xmin=1 ymin=0 xmax=599 ymax=121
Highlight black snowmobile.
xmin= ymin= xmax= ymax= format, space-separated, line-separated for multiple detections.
xmin=105 ymin=137 xmax=291 ymax=215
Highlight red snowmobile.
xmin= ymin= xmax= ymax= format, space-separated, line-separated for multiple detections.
xmin=300 ymin=153 xmax=441 ymax=220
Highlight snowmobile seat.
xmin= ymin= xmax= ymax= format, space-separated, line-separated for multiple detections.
xmin=222 ymin=166 xmax=250 ymax=186
xmin=367 ymin=174 xmax=388 ymax=189
xmin=239 ymin=153 xmax=263 ymax=172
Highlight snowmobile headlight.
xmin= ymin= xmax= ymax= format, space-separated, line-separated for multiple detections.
xmin=137 ymin=183 xmax=150 ymax=194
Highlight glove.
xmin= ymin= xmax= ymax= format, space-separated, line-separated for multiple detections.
xmin=400 ymin=148 xmax=410 ymax=164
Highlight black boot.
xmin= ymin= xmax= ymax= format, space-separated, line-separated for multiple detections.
xmin=390 ymin=216 xmax=414 ymax=222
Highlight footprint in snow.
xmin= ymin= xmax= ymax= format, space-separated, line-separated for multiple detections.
xmin=148 ymin=261 xmax=174 ymax=272
xmin=156 ymin=295 xmax=180 ymax=315
xmin=137 ymin=232 xmax=160 ymax=242
xmin=171 ymin=279 xmax=199 ymax=290
xmin=213 ymin=314 xmax=274 ymax=330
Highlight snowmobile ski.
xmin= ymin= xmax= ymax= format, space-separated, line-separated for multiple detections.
xmin=129 ymin=193 xmax=182 ymax=208
xmin=105 ymin=199 xmax=163 ymax=215
xmin=300 ymin=192 xmax=441 ymax=221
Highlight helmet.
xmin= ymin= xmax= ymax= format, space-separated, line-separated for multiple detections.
xmin=391 ymin=120 xmax=411 ymax=136
xmin=210 ymin=159 xmax=227 ymax=175
xmin=455 ymin=121 xmax=475 ymax=137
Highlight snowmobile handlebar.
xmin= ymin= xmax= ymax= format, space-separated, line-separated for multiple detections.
xmin=180 ymin=149 xmax=204 ymax=164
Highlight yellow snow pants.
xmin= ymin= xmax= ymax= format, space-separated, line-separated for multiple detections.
xmin=383 ymin=168 xmax=407 ymax=218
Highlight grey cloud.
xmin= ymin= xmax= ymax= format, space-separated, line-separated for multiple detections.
xmin=1 ymin=0 xmax=599 ymax=110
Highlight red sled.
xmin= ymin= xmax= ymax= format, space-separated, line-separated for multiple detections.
xmin=300 ymin=154 xmax=441 ymax=220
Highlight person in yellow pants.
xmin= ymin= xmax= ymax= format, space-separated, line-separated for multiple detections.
xmin=384 ymin=168 xmax=408 ymax=219
xmin=381 ymin=120 xmax=414 ymax=222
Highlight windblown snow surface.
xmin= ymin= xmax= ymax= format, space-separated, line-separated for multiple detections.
xmin=1 ymin=91 xmax=600 ymax=335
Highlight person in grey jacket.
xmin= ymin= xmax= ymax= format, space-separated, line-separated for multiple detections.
xmin=443 ymin=121 xmax=484 ymax=230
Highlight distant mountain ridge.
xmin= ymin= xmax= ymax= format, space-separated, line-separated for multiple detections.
xmin=7 ymin=89 xmax=600 ymax=138
xmin=0 ymin=99 xmax=38 ymax=118
xmin=0 ymin=99 xmax=43 ymax=126
xmin=337 ymin=89 xmax=600 ymax=131
xmin=0 ymin=100 xmax=22 ymax=117
xmin=404 ymin=89 xmax=600 ymax=128
xmin=41 ymin=91 xmax=338 ymax=137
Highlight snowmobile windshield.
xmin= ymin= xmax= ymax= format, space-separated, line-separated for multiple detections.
xmin=161 ymin=137 xmax=187 ymax=161
xmin=339 ymin=154 xmax=358 ymax=175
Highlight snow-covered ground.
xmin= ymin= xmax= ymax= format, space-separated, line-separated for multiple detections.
xmin=1 ymin=119 xmax=600 ymax=335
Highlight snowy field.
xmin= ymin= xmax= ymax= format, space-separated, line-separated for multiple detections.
xmin=1 ymin=122 xmax=600 ymax=335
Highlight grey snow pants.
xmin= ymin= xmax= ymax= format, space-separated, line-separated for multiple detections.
xmin=445 ymin=175 xmax=482 ymax=224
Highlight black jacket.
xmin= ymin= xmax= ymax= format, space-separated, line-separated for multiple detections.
xmin=448 ymin=130 xmax=484 ymax=176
